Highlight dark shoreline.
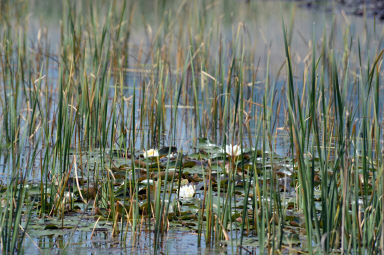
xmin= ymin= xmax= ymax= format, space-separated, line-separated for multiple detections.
xmin=288 ymin=0 xmax=384 ymax=20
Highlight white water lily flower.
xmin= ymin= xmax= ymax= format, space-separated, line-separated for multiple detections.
xmin=179 ymin=184 xmax=196 ymax=199
xmin=140 ymin=179 xmax=155 ymax=185
xmin=225 ymin=144 xmax=241 ymax=157
xmin=64 ymin=192 xmax=74 ymax=201
xmin=1 ymin=198 xmax=6 ymax=208
xmin=166 ymin=152 xmax=178 ymax=160
xmin=143 ymin=149 xmax=159 ymax=159
xmin=61 ymin=192 xmax=75 ymax=211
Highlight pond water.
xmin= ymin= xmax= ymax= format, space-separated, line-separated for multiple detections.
xmin=23 ymin=0 xmax=384 ymax=153
xmin=23 ymin=223 xmax=234 ymax=254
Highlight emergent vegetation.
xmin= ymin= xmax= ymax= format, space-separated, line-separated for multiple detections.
xmin=1 ymin=0 xmax=384 ymax=254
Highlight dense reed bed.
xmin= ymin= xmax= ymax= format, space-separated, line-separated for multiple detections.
xmin=1 ymin=0 xmax=384 ymax=253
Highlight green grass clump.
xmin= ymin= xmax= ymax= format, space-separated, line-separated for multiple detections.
xmin=0 ymin=0 xmax=384 ymax=254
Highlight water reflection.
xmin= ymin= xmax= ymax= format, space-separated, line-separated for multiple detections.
xmin=26 ymin=226 xmax=238 ymax=254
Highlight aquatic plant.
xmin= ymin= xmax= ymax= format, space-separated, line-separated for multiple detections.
xmin=0 ymin=0 xmax=383 ymax=254
xmin=178 ymin=183 xmax=196 ymax=199
xmin=143 ymin=149 xmax=159 ymax=159
xmin=225 ymin=144 xmax=241 ymax=157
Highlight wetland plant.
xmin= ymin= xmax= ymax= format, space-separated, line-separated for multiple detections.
xmin=0 ymin=0 xmax=384 ymax=254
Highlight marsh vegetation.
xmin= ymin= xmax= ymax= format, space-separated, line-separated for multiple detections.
xmin=1 ymin=0 xmax=384 ymax=254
